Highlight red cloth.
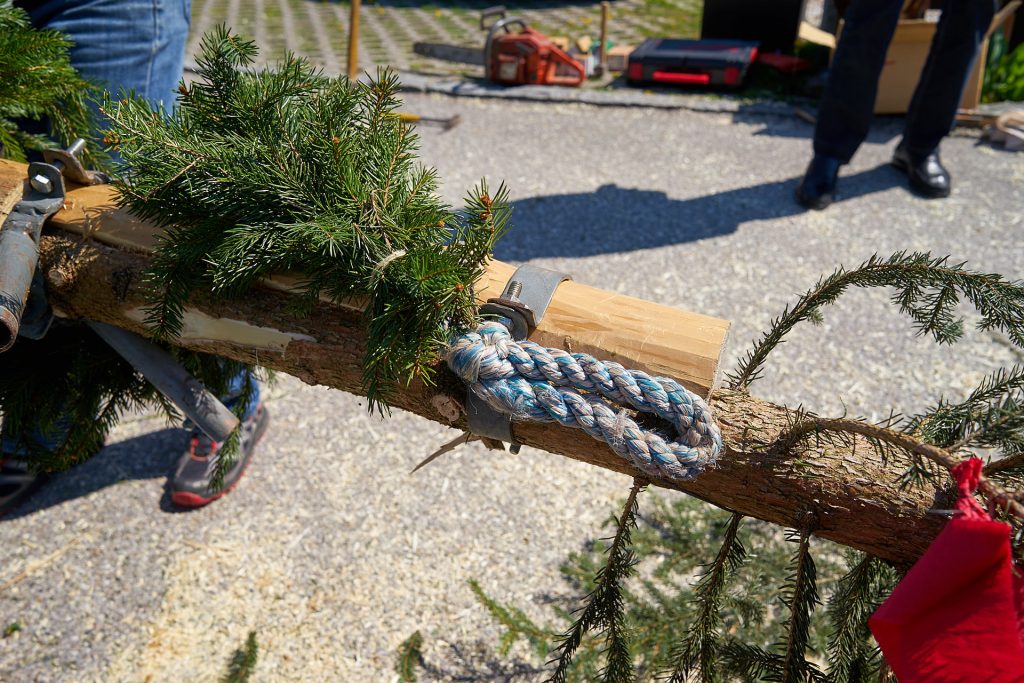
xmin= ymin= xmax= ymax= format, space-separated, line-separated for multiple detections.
xmin=870 ymin=458 xmax=1024 ymax=682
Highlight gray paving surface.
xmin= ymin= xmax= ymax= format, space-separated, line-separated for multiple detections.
xmin=186 ymin=0 xmax=703 ymax=78
xmin=1 ymin=95 xmax=1023 ymax=681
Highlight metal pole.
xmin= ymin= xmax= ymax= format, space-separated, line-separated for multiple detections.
xmin=599 ymin=2 xmax=610 ymax=76
xmin=347 ymin=0 xmax=362 ymax=81
xmin=86 ymin=321 xmax=240 ymax=442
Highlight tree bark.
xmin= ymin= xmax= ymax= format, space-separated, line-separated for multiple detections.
xmin=36 ymin=232 xmax=946 ymax=567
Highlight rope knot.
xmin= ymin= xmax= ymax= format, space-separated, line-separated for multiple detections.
xmin=446 ymin=322 xmax=723 ymax=481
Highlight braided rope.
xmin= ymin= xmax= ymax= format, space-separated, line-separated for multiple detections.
xmin=447 ymin=321 xmax=722 ymax=480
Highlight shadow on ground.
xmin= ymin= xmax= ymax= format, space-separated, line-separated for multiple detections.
xmin=497 ymin=164 xmax=904 ymax=260
xmin=3 ymin=427 xmax=188 ymax=520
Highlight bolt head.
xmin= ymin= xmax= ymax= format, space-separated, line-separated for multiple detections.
xmin=30 ymin=173 xmax=53 ymax=194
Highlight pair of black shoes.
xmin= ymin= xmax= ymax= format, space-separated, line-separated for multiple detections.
xmin=795 ymin=145 xmax=951 ymax=210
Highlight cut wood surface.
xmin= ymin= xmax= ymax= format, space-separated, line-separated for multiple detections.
xmin=1 ymin=159 xmax=947 ymax=566
xmin=3 ymin=158 xmax=728 ymax=399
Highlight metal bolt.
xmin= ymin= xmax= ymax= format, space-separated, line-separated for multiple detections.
xmin=66 ymin=138 xmax=86 ymax=157
xmin=30 ymin=173 xmax=53 ymax=194
xmin=506 ymin=280 xmax=523 ymax=300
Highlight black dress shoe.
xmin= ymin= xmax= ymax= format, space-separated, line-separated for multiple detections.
xmin=795 ymin=155 xmax=842 ymax=210
xmin=891 ymin=145 xmax=951 ymax=198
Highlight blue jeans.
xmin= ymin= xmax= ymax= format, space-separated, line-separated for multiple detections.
xmin=814 ymin=0 xmax=997 ymax=162
xmin=3 ymin=0 xmax=258 ymax=455
xmin=17 ymin=0 xmax=192 ymax=110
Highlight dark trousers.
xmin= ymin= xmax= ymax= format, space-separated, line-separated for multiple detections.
xmin=814 ymin=0 xmax=996 ymax=163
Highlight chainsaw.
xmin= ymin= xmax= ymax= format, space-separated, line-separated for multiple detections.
xmin=413 ymin=7 xmax=584 ymax=87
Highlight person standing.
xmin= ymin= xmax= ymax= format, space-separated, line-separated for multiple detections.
xmin=796 ymin=0 xmax=997 ymax=209
xmin=1 ymin=0 xmax=270 ymax=513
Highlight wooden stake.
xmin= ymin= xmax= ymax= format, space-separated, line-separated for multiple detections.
xmin=347 ymin=0 xmax=361 ymax=81
xmin=599 ymin=2 xmax=610 ymax=75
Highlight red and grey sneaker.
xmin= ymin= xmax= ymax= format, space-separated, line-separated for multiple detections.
xmin=169 ymin=404 xmax=269 ymax=508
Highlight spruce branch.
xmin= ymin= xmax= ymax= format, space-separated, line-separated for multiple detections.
xmin=666 ymin=512 xmax=746 ymax=683
xmin=729 ymin=252 xmax=1024 ymax=390
xmin=395 ymin=630 xmax=424 ymax=683
xmin=220 ymin=631 xmax=258 ymax=683
xmin=103 ymin=27 xmax=508 ymax=411
xmin=906 ymin=365 xmax=1024 ymax=469
xmin=469 ymin=579 xmax=557 ymax=660
xmin=778 ymin=529 xmax=823 ymax=683
xmin=825 ymin=554 xmax=896 ymax=683
xmin=0 ymin=5 xmax=107 ymax=167
xmin=546 ymin=479 xmax=646 ymax=683
xmin=778 ymin=415 xmax=1024 ymax=521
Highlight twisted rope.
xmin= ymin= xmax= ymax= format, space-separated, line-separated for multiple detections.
xmin=447 ymin=321 xmax=722 ymax=480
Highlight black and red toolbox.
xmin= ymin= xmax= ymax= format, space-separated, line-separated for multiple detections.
xmin=626 ymin=38 xmax=759 ymax=88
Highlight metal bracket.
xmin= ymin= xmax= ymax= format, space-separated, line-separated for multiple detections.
xmin=0 ymin=164 xmax=66 ymax=351
xmin=467 ymin=264 xmax=571 ymax=452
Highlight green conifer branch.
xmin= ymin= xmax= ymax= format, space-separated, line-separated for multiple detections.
xmin=0 ymin=5 xmax=106 ymax=166
xmin=825 ymin=554 xmax=897 ymax=683
xmin=102 ymin=27 xmax=508 ymax=411
xmin=908 ymin=365 xmax=1024 ymax=466
xmin=666 ymin=512 xmax=746 ymax=683
xmin=395 ymin=630 xmax=424 ymax=683
xmin=729 ymin=252 xmax=1024 ymax=390
xmin=778 ymin=529 xmax=823 ymax=683
xmin=469 ymin=579 xmax=557 ymax=659
xmin=220 ymin=631 xmax=259 ymax=683
xmin=546 ymin=479 xmax=645 ymax=683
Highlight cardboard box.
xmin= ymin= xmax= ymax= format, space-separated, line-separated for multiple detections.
xmin=798 ymin=1 xmax=1020 ymax=114
xmin=606 ymin=44 xmax=634 ymax=72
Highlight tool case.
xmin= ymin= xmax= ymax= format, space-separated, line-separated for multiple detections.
xmin=626 ymin=38 xmax=759 ymax=88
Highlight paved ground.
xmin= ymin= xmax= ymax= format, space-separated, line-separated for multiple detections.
xmin=1 ymin=93 xmax=1023 ymax=681
xmin=186 ymin=0 xmax=703 ymax=77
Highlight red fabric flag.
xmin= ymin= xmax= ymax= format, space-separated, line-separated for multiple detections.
xmin=869 ymin=458 xmax=1024 ymax=682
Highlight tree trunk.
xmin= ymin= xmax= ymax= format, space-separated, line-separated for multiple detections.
xmin=1 ymin=157 xmax=947 ymax=566
xmin=36 ymin=229 xmax=945 ymax=567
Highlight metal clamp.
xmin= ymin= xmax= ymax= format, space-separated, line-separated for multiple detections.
xmin=466 ymin=264 xmax=571 ymax=452
xmin=2 ymin=138 xmax=106 ymax=347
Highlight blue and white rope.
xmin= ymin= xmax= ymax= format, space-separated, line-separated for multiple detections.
xmin=447 ymin=321 xmax=722 ymax=480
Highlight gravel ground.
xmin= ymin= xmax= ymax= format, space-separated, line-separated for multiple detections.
xmin=1 ymin=94 xmax=1022 ymax=682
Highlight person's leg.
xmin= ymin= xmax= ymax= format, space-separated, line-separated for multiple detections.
xmin=902 ymin=0 xmax=996 ymax=157
xmin=892 ymin=0 xmax=996 ymax=197
xmin=19 ymin=0 xmax=191 ymax=111
xmin=812 ymin=0 xmax=905 ymax=163
xmin=170 ymin=370 xmax=269 ymax=508
xmin=797 ymin=0 xmax=905 ymax=209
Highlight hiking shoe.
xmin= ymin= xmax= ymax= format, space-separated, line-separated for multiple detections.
xmin=170 ymin=404 xmax=269 ymax=508
xmin=0 ymin=457 xmax=49 ymax=517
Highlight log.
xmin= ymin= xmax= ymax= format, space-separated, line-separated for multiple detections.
xmin=1 ymin=160 xmax=946 ymax=566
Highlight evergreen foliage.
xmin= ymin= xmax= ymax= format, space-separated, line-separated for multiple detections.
xmin=546 ymin=479 xmax=645 ymax=683
xmin=463 ymin=252 xmax=1024 ymax=680
xmin=395 ymin=630 xmax=425 ymax=682
xmin=0 ymin=5 xmax=105 ymax=166
xmin=729 ymin=252 xmax=1024 ymax=390
xmin=0 ymin=322 xmax=255 ymax=473
xmin=220 ymin=631 xmax=259 ymax=683
xmin=667 ymin=513 xmax=746 ymax=683
xmin=102 ymin=27 xmax=509 ymax=410
xmin=468 ymin=495 xmax=854 ymax=682
xmin=825 ymin=554 xmax=898 ymax=683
